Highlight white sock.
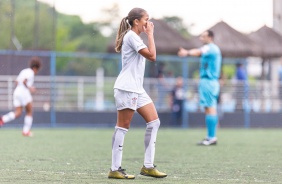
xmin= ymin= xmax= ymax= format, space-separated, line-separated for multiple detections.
xmin=111 ymin=126 xmax=128 ymax=171
xmin=144 ymin=119 xmax=160 ymax=168
xmin=23 ymin=116 xmax=33 ymax=133
xmin=2 ymin=112 xmax=16 ymax=123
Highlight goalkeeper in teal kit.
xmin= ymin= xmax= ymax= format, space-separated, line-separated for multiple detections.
xmin=178 ymin=30 xmax=222 ymax=145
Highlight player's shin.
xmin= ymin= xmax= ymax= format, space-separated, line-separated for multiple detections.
xmin=206 ymin=114 xmax=218 ymax=139
xmin=2 ymin=112 xmax=16 ymax=123
xmin=144 ymin=118 xmax=160 ymax=168
xmin=23 ymin=115 xmax=33 ymax=134
xmin=111 ymin=126 xmax=128 ymax=171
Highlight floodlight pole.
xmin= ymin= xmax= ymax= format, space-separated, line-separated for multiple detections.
xmin=52 ymin=0 xmax=57 ymax=51
xmin=33 ymin=0 xmax=39 ymax=49
xmin=10 ymin=0 xmax=15 ymax=50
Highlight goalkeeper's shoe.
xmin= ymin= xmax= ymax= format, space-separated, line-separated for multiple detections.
xmin=140 ymin=165 xmax=167 ymax=178
xmin=197 ymin=138 xmax=217 ymax=146
xmin=108 ymin=167 xmax=135 ymax=179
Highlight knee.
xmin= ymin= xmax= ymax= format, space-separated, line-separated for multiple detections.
xmin=26 ymin=111 xmax=33 ymax=116
xmin=117 ymin=121 xmax=131 ymax=129
xmin=205 ymin=107 xmax=217 ymax=115
xmin=14 ymin=111 xmax=22 ymax=118
xmin=147 ymin=118 xmax=160 ymax=128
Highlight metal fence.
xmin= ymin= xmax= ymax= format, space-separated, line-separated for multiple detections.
xmin=0 ymin=50 xmax=281 ymax=128
xmin=0 ymin=75 xmax=170 ymax=112
xmin=0 ymin=75 xmax=281 ymax=112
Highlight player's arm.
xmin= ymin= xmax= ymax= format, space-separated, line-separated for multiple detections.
xmin=178 ymin=47 xmax=202 ymax=57
xmin=24 ymin=78 xmax=36 ymax=93
xmin=138 ymin=21 xmax=156 ymax=62
xmin=28 ymin=86 xmax=36 ymax=94
xmin=23 ymin=79 xmax=28 ymax=88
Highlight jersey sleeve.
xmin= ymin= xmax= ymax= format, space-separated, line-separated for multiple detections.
xmin=16 ymin=70 xmax=24 ymax=82
xmin=26 ymin=76 xmax=34 ymax=87
xmin=26 ymin=70 xmax=34 ymax=87
xmin=128 ymin=33 xmax=147 ymax=52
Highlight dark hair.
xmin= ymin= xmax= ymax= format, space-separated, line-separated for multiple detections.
xmin=29 ymin=56 xmax=41 ymax=69
xmin=207 ymin=30 xmax=214 ymax=39
xmin=115 ymin=8 xmax=147 ymax=52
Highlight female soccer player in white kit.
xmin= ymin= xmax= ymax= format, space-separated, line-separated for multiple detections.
xmin=0 ymin=57 xmax=41 ymax=137
xmin=108 ymin=8 xmax=167 ymax=179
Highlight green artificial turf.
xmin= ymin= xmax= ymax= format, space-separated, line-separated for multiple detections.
xmin=0 ymin=128 xmax=281 ymax=183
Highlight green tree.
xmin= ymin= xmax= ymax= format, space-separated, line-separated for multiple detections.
xmin=0 ymin=0 xmax=113 ymax=75
xmin=98 ymin=3 xmax=121 ymax=38
xmin=0 ymin=0 xmax=12 ymax=49
xmin=0 ymin=0 xmax=56 ymax=50
xmin=161 ymin=16 xmax=191 ymax=39
xmin=0 ymin=0 xmax=110 ymax=52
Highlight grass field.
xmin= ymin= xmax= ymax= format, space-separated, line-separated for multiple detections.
xmin=0 ymin=128 xmax=281 ymax=184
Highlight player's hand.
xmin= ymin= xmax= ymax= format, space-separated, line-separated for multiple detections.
xmin=178 ymin=47 xmax=189 ymax=57
xmin=29 ymin=86 xmax=36 ymax=94
xmin=143 ymin=21 xmax=154 ymax=35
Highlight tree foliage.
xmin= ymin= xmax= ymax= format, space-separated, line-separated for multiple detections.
xmin=161 ymin=16 xmax=191 ymax=39
xmin=0 ymin=0 xmax=110 ymax=52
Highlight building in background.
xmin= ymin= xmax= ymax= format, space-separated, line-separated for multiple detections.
xmin=273 ymin=0 xmax=282 ymax=35
xmin=271 ymin=0 xmax=282 ymax=110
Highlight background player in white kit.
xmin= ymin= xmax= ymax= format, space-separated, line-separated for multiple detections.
xmin=0 ymin=57 xmax=42 ymax=137
xmin=108 ymin=8 xmax=167 ymax=179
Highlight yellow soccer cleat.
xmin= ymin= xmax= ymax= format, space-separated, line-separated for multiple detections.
xmin=140 ymin=165 xmax=167 ymax=178
xmin=108 ymin=167 xmax=135 ymax=179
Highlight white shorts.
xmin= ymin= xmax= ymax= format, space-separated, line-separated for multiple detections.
xmin=13 ymin=88 xmax=32 ymax=107
xmin=114 ymin=89 xmax=152 ymax=111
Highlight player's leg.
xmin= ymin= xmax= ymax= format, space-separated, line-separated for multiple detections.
xmin=203 ymin=106 xmax=218 ymax=145
xmin=109 ymin=109 xmax=135 ymax=179
xmin=108 ymin=89 xmax=135 ymax=179
xmin=110 ymin=109 xmax=134 ymax=170
xmin=198 ymin=79 xmax=219 ymax=146
xmin=0 ymin=92 xmax=24 ymax=125
xmin=22 ymin=102 xmax=33 ymax=137
xmin=0 ymin=107 xmax=23 ymax=125
xmin=137 ymin=93 xmax=167 ymax=178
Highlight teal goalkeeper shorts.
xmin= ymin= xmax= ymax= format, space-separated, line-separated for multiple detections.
xmin=198 ymin=78 xmax=220 ymax=108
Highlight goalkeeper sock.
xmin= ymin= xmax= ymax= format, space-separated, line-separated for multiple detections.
xmin=206 ymin=114 xmax=218 ymax=139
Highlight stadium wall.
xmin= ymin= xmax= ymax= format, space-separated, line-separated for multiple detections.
xmin=1 ymin=111 xmax=282 ymax=128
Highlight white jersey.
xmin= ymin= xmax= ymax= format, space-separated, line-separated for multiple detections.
xmin=15 ymin=68 xmax=35 ymax=91
xmin=114 ymin=30 xmax=147 ymax=94
xmin=13 ymin=68 xmax=35 ymax=107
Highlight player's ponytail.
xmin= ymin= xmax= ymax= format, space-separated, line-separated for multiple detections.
xmin=115 ymin=8 xmax=147 ymax=53
xmin=115 ymin=17 xmax=130 ymax=53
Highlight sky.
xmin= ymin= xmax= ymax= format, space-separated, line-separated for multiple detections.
xmin=38 ymin=0 xmax=273 ymax=35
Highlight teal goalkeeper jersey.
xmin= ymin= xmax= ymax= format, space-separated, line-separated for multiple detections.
xmin=199 ymin=43 xmax=222 ymax=80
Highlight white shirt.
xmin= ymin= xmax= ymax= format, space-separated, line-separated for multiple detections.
xmin=114 ymin=30 xmax=147 ymax=93
xmin=15 ymin=68 xmax=35 ymax=92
